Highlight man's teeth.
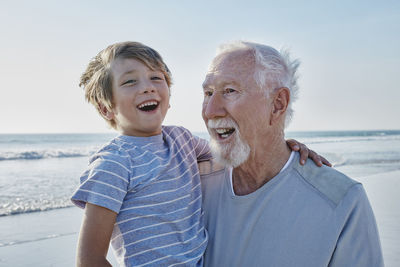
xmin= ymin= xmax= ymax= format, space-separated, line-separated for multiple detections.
xmin=138 ymin=101 xmax=158 ymax=109
xmin=215 ymin=128 xmax=231 ymax=134
xmin=215 ymin=128 xmax=235 ymax=138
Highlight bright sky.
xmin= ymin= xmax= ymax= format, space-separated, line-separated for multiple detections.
xmin=1 ymin=0 xmax=399 ymax=133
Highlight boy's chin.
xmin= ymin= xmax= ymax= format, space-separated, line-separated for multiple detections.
xmin=143 ymin=125 xmax=163 ymax=135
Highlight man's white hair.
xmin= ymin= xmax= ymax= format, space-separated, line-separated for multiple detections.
xmin=216 ymin=41 xmax=300 ymax=127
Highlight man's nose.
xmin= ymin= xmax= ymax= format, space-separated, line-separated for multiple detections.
xmin=203 ymin=94 xmax=226 ymax=119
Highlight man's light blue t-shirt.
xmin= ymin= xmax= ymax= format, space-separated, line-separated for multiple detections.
xmin=201 ymin=152 xmax=384 ymax=267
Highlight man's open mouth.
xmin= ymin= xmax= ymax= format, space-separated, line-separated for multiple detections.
xmin=137 ymin=101 xmax=159 ymax=112
xmin=215 ymin=128 xmax=235 ymax=139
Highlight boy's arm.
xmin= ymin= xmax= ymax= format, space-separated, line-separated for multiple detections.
xmin=190 ymin=134 xmax=213 ymax=162
xmin=77 ymin=203 xmax=117 ymax=267
xmin=71 ymin=148 xmax=132 ymax=266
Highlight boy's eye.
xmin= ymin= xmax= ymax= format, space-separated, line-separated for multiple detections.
xmin=151 ymin=76 xmax=163 ymax=80
xmin=122 ymin=79 xmax=136 ymax=86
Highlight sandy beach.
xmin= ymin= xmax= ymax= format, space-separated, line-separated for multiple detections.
xmin=0 ymin=207 xmax=118 ymax=267
xmin=0 ymin=170 xmax=399 ymax=266
xmin=355 ymin=170 xmax=400 ymax=266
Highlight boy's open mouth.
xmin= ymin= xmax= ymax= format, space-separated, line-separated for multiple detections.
xmin=215 ymin=128 xmax=235 ymax=139
xmin=137 ymin=101 xmax=159 ymax=112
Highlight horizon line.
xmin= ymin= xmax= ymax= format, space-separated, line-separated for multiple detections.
xmin=1 ymin=129 xmax=400 ymax=135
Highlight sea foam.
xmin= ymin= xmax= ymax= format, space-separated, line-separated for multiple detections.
xmin=0 ymin=148 xmax=97 ymax=161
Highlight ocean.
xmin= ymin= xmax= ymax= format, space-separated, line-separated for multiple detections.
xmin=1 ymin=130 xmax=399 ymax=218
xmin=0 ymin=130 xmax=399 ymax=266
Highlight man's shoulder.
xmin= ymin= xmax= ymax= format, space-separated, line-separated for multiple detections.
xmin=292 ymin=159 xmax=359 ymax=207
xmin=199 ymin=160 xmax=226 ymax=176
xmin=199 ymin=161 xmax=226 ymax=196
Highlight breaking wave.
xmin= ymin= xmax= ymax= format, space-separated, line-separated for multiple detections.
xmin=0 ymin=198 xmax=74 ymax=217
xmin=0 ymin=148 xmax=97 ymax=161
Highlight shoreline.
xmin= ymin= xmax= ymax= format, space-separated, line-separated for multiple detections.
xmin=0 ymin=206 xmax=118 ymax=266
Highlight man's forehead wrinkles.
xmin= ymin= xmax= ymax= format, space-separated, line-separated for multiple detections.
xmin=203 ymin=72 xmax=239 ymax=88
xmin=203 ymin=73 xmax=216 ymax=88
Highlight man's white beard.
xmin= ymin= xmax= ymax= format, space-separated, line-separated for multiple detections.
xmin=208 ymin=118 xmax=250 ymax=168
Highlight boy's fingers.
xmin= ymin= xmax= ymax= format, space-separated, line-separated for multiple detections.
xmin=286 ymin=139 xmax=300 ymax=151
xmin=320 ymin=156 xmax=332 ymax=167
xmin=308 ymin=150 xmax=323 ymax=167
xmin=286 ymin=139 xmax=331 ymax=167
xmin=299 ymin=143 xmax=309 ymax=165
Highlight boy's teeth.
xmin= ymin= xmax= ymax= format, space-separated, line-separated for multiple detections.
xmin=138 ymin=101 xmax=157 ymax=109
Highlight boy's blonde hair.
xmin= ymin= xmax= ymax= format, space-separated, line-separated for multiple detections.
xmin=80 ymin=41 xmax=172 ymax=129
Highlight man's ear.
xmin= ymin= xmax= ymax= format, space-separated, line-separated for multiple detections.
xmin=99 ymin=103 xmax=114 ymax=121
xmin=270 ymin=87 xmax=290 ymax=125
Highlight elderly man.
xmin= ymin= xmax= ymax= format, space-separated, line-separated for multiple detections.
xmin=200 ymin=41 xmax=384 ymax=266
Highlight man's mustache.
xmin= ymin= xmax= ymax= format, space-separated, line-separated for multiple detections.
xmin=207 ymin=118 xmax=238 ymax=129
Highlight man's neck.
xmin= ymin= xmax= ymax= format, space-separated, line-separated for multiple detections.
xmin=232 ymin=136 xmax=291 ymax=196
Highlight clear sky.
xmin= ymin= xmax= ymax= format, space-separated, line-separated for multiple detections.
xmin=1 ymin=0 xmax=399 ymax=133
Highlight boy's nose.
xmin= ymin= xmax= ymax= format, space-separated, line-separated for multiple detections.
xmin=141 ymin=81 xmax=156 ymax=94
xmin=143 ymin=88 xmax=155 ymax=94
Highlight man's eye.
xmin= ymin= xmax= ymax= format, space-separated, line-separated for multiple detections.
xmin=122 ymin=79 xmax=136 ymax=86
xmin=204 ymin=91 xmax=213 ymax=97
xmin=224 ymin=88 xmax=236 ymax=94
xmin=151 ymin=76 xmax=163 ymax=80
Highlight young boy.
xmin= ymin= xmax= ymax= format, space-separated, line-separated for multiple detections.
xmin=71 ymin=41 xmax=325 ymax=267
xmin=71 ymin=41 xmax=213 ymax=266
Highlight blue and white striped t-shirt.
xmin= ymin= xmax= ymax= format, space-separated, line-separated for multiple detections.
xmin=71 ymin=126 xmax=212 ymax=267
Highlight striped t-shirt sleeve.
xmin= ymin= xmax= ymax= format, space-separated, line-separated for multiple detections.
xmin=71 ymin=149 xmax=131 ymax=213
xmin=191 ymin=133 xmax=212 ymax=162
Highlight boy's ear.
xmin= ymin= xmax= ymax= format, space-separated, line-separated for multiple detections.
xmin=99 ymin=103 xmax=114 ymax=120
